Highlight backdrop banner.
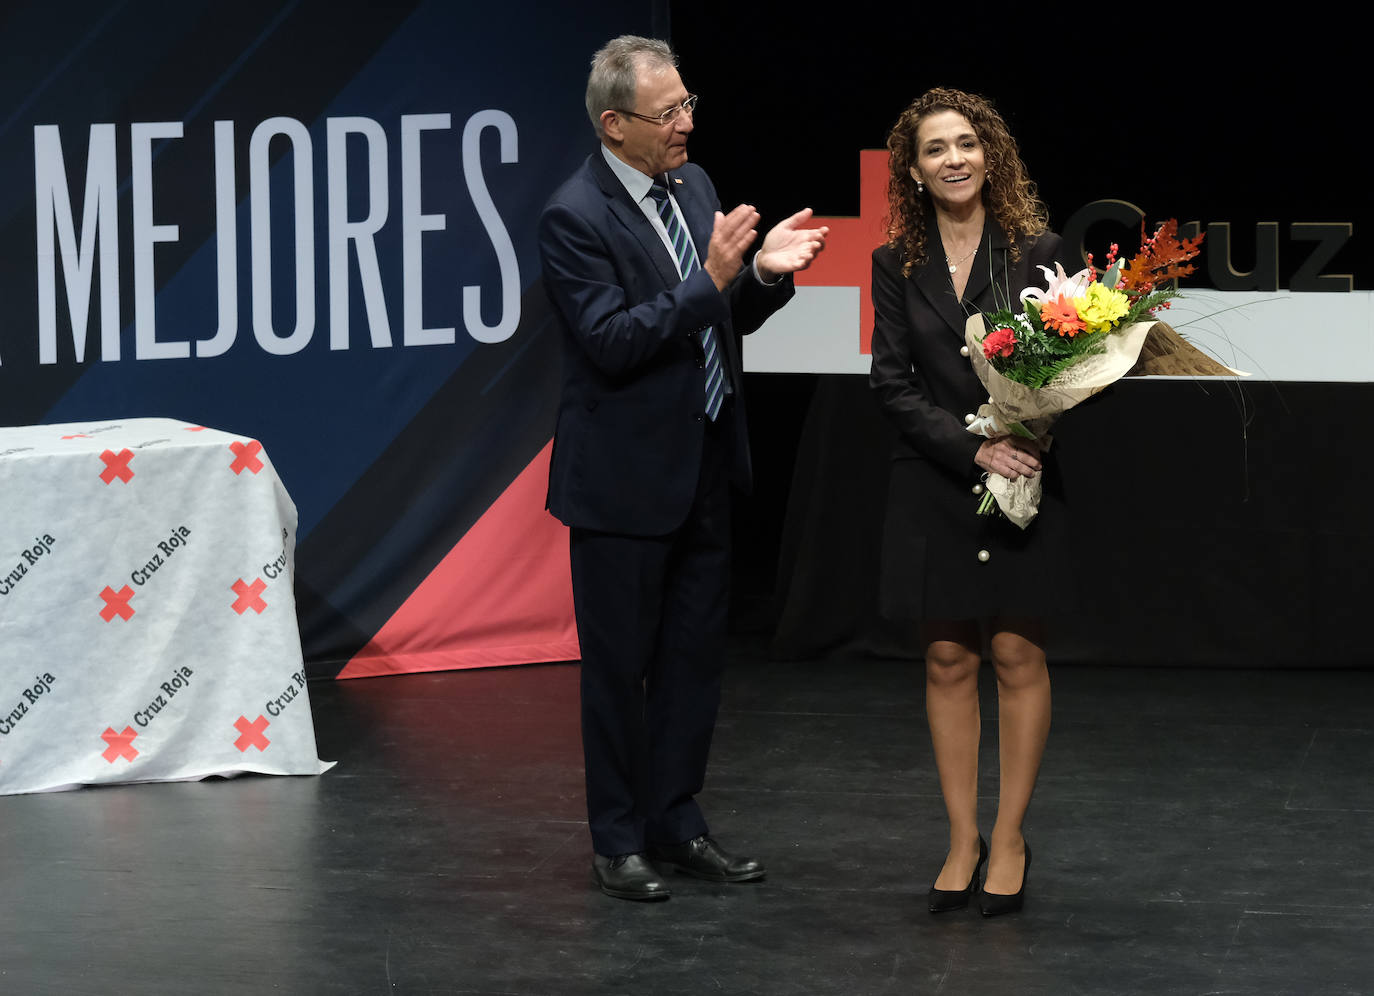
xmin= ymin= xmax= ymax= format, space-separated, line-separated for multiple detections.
xmin=1 ymin=1 xmax=665 ymax=678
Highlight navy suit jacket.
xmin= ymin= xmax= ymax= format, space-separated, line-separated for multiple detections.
xmin=538 ymin=150 xmax=794 ymax=536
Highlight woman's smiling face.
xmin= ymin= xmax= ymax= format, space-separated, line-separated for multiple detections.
xmin=910 ymin=109 xmax=987 ymax=213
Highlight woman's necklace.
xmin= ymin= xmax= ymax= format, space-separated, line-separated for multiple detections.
xmin=945 ymin=243 xmax=978 ymax=274
xmin=939 ymin=215 xmax=984 ymax=274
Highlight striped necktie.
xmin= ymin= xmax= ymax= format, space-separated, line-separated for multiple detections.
xmin=647 ymin=179 xmax=725 ymax=422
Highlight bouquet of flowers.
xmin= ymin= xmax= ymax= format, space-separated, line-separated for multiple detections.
xmin=965 ymin=220 xmax=1236 ymax=527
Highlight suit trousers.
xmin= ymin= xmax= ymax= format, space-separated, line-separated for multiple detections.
xmin=569 ymin=416 xmax=732 ymax=857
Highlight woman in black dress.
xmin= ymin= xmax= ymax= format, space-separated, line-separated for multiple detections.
xmin=869 ymin=87 xmax=1070 ymax=916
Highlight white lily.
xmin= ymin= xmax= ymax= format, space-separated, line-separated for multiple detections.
xmin=1019 ymin=262 xmax=1095 ymax=305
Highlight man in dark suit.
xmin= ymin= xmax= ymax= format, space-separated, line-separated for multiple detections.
xmin=538 ymin=35 xmax=827 ymax=901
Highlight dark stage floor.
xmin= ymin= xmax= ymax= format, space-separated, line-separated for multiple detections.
xmin=4 ymin=646 xmax=1372 ymax=994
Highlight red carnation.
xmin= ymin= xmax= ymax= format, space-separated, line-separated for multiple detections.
xmin=982 ymin=327 xmax=1017 ymax=359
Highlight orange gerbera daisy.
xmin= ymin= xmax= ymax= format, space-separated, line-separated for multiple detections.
xmin=1040 ymin=293 xmax=1086 ymax=337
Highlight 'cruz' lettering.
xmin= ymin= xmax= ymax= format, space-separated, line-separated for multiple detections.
xmin=263 ymin=548 xmax=288 ymax=581
xmin=266 ymin=679 xmax=301 ymax=717
xmin=134 ymin=693 xmax=167 ymax=727
xmin=0 ymin=562 xmax=27 ymax=596
xmin=1061 ymin=200 xmax=1356 ymax=292
xmin=131 ymin=553 xmax=164 ymax=586
xmin=0 ymin=701 xmax=28 ymax=735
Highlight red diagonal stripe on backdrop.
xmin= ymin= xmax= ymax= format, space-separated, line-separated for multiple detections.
xmin=792 ymin=148 xmax=891 ymax=355
xmin=340 ymin=440 xmax=579 ymax=678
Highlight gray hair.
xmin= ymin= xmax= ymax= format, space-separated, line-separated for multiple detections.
xmin=585 ymin=35 xmax=677 ymax=138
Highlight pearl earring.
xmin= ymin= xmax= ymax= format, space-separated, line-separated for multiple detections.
xmin=916 ymin=179 xmax=925 ymax=194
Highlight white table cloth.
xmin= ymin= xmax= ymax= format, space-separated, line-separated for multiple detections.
xmin=0 ymin=418 xmax=332 ymax=794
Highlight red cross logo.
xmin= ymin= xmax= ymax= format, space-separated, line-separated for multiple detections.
xmin=99 ymin=585 xmax=135 ymax=621
xmin=792 ymin=148 xmax=891 ymax=355
xmin=99 ymin=448 xmax=135 ymax=484
xmin=231 ymin=578 xmax=268 ymax=615
xmin=101 ymin=726 xmax=139 ymax=763
xmin=233 ymin=715 xmax=271 ymax=752
xmin=229 ymin=440 xmax=264 ymax=475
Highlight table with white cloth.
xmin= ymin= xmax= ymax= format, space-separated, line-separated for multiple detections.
xmin=0 ymin=418 xmax=332 ymax=795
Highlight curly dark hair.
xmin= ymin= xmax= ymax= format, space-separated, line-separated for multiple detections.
xmin=885 ymin=87 xmax=1048 ymax=275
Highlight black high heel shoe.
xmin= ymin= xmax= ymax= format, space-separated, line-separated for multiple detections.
xmin=979 ymin=840 xmax=1031 ymax=917
xmin=927 ymin=835 xmax=987 ymax=913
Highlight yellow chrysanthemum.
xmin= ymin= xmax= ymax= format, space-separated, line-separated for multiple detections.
xmin=1073 ymin=283 xmax=1130 ymax=333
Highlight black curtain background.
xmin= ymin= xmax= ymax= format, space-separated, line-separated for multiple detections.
xmin=667 ymin=4 xmax=1374 ymax=665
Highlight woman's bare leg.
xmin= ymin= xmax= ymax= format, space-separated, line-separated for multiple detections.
xmin=924 ymin=620 xmax=984 ymax=890
xmin=985 ymin=618 xmax=1049 ymax=894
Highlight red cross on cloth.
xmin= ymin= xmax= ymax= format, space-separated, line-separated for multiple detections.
xmin=98 ymin=448 xmax=134 ymax=484
xmin=229 ymin=440 xmax=264 ymax=475
xmin=99 ymin=585 xmax=135 ymax=621
xmin=233 ymin=715 xmax=271 ymax=752
xmin=101 ymin=726 xmax=139 ymax=763
xmin=231 ymin=578 xmax=267 ymax=615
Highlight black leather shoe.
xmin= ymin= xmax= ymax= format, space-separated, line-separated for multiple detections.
xmin=648 ymin=835 xmax=766 ymax=883
xmin=592 ymin=853 xmax=671 ymax=901
xmin=980 ymin=840 xmax=1031 ymax=917
xmin=928 ymin=835 xmax=988 ymax=913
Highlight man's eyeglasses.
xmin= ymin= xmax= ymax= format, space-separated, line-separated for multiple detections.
xmin=617 ymin=94 xmax=699 ymax=127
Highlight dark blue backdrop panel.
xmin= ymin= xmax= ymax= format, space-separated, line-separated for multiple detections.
xmin=1 ymin=1 xmax=667 ymax=675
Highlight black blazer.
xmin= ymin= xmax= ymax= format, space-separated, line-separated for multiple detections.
xmin=869 ymin=220 xmax=1072 ymax=619
xmin=538 ymin=151 xmax=793 ymax=536
xmin=870 ymin=220 xmax=1067 ymax=480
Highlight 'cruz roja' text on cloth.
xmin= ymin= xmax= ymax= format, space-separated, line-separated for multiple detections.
xmin=0 ymin=418 xmax=333 ymax=795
